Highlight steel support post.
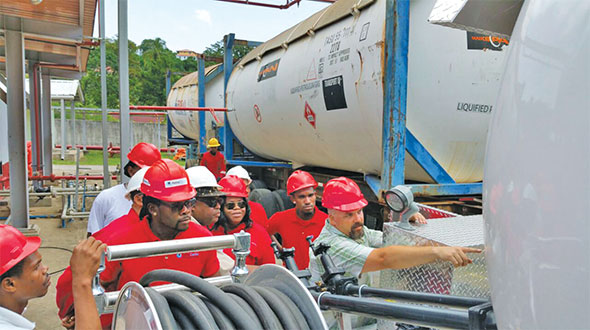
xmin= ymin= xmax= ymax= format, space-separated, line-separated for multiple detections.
xmin=41 ymin=73 xmax=52 ymax=175
xmin=380 ymin=0 xmax=409 ymax=192
xmin=220 ymin=33 xmax=235 ymax=160
xmin=118 ymin=0 xmax=130 ymax=183
xmin=5 ymin=20 xmax=30 ymax=228
xmin=70 ymin=100 xmax=76 ymax=151
xmin=40 ymin=70 xmax=52 ymax=175
xmin=27 ymin=63 xmax=40 ymax=177
xmin=198 ymin=56 xmax=206 ymax=153
xmin=60 ymin=99 xmax=66 ymax=160
xmin=100 ymin=0 xmax=110 ymax=188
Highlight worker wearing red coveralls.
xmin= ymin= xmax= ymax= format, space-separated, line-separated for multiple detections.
xmin=99 ymin=159 xmax=220 ymax=327
xmin=87 ymin=142 xmax=161 ymax=235
xmin=267 ymin=170 xmax=327 ymax=270
xmin=226 ymin=165 xmax=269 ymax=228
xmin=210 ymin=175 xmax=275 ymax=266
xmin=200 ymin=138 xmax=226 ymax=180
xmin=55 ymin=167 xmax=149 ymax=323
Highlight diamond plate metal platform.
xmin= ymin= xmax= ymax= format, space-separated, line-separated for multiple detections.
xmin=380 ymin=215 xmax=490 ymax=299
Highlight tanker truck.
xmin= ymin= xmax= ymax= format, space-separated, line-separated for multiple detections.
xmin=167 ymin=0 xmax=508 ymax=218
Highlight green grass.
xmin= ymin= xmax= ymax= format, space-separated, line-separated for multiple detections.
xmin=54 ymin=150 xmax=184 ymax=167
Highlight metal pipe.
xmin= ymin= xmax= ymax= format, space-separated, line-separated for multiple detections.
xmin=70 ymin=100 xmax=76 ymax=152
xmin=118 ymin=0 xmax=131 ymax=184
xmin=129 ymin=105 xmax=228 ymax=112
xmin=101 ymin=275 xmax=233 ymax=314
xmin=5 ymin=20 xmax=30 ymax=228
xmin=107 ymin=235 xmax=236 ymax=261
xmin=311 ymin=291 xmax=471 ymax=329
xmin=27 ymin=175 xmax=117 ymax=181
xmin=60 ymin=99 xmax=66 ymax=160
xmin=346 ymin=285 xmax=488 ymax=308
xmin=54 ymin=144 xmax=176 ymax=152
xmin=100 ymin=0 xmax=109 ymax=189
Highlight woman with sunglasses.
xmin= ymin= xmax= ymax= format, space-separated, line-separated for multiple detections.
xmin=211 ymin=175 xmax=275 ymax=266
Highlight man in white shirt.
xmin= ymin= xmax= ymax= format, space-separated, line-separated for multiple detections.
xmin=0 ymin=225 xmax=104 ymax=330
xmin=87 ymin=142 xmax=161 ymax=235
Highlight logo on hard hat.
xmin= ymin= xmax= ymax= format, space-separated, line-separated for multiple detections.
xmin=142 ymin=178 xmax=151 ymax=186
xmin=164 ymin=178 xmax=188 ymax=188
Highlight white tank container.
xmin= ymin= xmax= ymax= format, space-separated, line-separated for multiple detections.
xmin=225 ymin=0 xmax=506 ymax=182
xmin=483 ymin=1 xmax=589 ymax=328
xmin=167 ymin=65 xmax=225 ymax=143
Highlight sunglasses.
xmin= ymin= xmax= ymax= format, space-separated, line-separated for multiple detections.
xmin=160 ymin=198 xmax=196 ymax=212
xmin=197 ymin=197 xmax=223 ymax=208
xmin=224 ymin=201 xmax=247 ymax=210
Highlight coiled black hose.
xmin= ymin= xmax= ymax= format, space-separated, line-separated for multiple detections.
xmin=226 ymin=292 xmax=264 ymax=329
xmin=202 ymin=297 xmax=235 ymax=330
xmin=161 ymin=291 xmax=218 ymax=330
xmin=222 ymin=283 xmax=283 ymax=330
xmin=139 ymin=269 xmax=313 ymax=330
xmin=140 ymin=269 xmax=261 ymax=330
xmin=254 ymin=286 xmax=310 ymax=330
xmin=144 ymin=287 xmax=179 ymax=330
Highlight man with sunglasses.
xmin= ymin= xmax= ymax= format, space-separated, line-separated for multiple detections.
xmin=186 ymin=166 xmax=225 ymax=228
xmin=56 ymin=167 xmax=150 ymax=323
xmin=98 ymin=159 xmax=220 ymax=327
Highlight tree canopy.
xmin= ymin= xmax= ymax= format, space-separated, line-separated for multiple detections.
xmin=80 ymin=37 xmax=253 ymax=107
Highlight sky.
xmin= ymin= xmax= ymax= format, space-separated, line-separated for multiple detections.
xmin=96 ymin=0 xmax=331 ymax=53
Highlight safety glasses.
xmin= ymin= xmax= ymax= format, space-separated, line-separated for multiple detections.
xmin=160 ymin=198 xmax=196 ymax=212
xmin=197 ymin=197 xmax=223 ymax=208
xmin=224 ymin=201 xmax=247 ymax=210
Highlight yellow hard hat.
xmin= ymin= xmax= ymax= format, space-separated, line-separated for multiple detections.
xmin=207 ymin=138 xmax=221 ymax=148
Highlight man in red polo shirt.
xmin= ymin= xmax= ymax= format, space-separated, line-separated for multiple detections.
xmin=200 ymin=138 xmax=226 ymax=180
xmin=101 ymin=159 xmax=220 ymax=290
xmin=267 ymin=170 xmax=327 ymax=270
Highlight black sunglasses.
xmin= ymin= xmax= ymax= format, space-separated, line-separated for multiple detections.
xmin=197 ymin=197 xmax=223 ymax=208
xmin=224 ymin=201 xmax=247 ymax=210
xmin=160 ymin=198 xmax=196 ymax=212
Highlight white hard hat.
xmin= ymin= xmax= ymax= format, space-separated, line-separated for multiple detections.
xmin=186 ymin=166 xmax=222 ymax=189
xmin=226 ymin=166 xmax=252 ymax=184
xmin=126 ymin=167 xmax=149 ymax=200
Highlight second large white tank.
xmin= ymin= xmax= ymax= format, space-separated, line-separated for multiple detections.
xmin=225 ymin=0 xmax=507 ymax=183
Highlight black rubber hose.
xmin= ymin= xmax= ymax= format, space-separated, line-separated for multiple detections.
xmin=202 ymin=297 xmax=235 ymax=330
xmin=170 ymin=305 xmax=195 ymax=330
xmin=162 ymin=290 xmax=218 ymax=330
xmin=140 ymin=269 xmax=261 ymax=330
xmin=145 ymin=287 xmax=179 ymax=330
xmin=186 ymin=292 xmax=219 ymax=329
xmin=253 ymin=286 xmax=310 ymax=330
xmin=222 ymin=283 xmax=283 ymax=330
xmin=226 ymin=293 xmax=264 ymax=330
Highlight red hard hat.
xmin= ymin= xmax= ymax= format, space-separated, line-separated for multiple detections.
xmin=322 ymin=177 xmax=368 ymax=212
xmin=218 ymin=175 xmax=248 ymax=198
xmin=140 ymin=159 xmax=196 ymax=202
xmin=0 ymin=224 xmax=41 ymax=276
xmin=287 ymin=170 xmax=318 ymax=195
xmin=127 ymin=142 xmax=161 ymax=168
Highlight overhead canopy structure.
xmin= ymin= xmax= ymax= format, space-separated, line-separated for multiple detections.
xmin=0 ymin=0 xmax=98 ymax=79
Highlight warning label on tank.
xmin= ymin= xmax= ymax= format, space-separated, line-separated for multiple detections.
xmin=467 ymin=32 xmax=508 ymax=51
xmin=322 ymin=75 xmax=347 ymax=110
xmin=457 ymin=102 xmax=493 ymax=113
xmin=258 ymin=59 xmax=280 ymax=82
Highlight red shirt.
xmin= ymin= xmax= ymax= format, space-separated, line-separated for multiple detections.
xmin=55 ymin=209 xmax=140 ymax=319
xmin=94 ymin=208 xmax=140 ymax=241
xmin=101 ymin=220 xmax=220 ymax=289
xmin=211 ymin=222 xmax=275 ymax=266
xmin=249 ymin=201 xmax=268 ymax=228
xmin=200 ymin=151 xmax=226 ymax=179
xmin=267 ymin=207 xmax=327 ymax=270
